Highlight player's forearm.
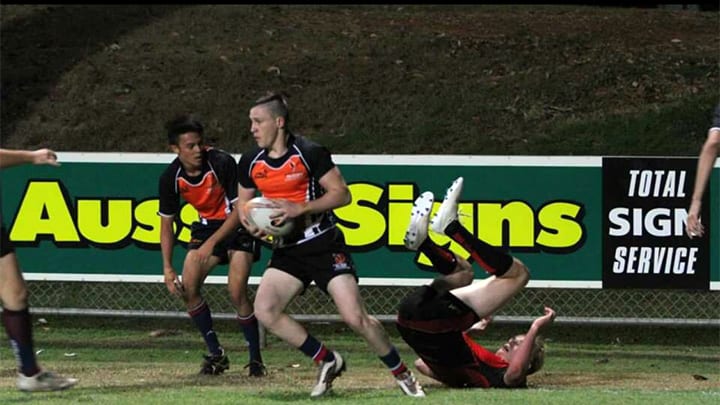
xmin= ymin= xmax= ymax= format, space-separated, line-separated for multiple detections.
xmin=504 ymin=325 xmax=541 ymax=385
xmin=0 ymin=149 xmax=34 ymax=168
xmin=206 ymin=208 xmax=241 ymax=245
xmin=159 ymin=221 xmax=176 ymax=270
xmin=237 ymin=186 xmax=256 ymax=223
xmin=302 ymin=187 xmax=351 ymax=215
xmin=691 ymin=131 xmax=720 ymax=201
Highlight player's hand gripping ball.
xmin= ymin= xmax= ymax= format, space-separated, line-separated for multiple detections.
xmin=243 ymin=197 xmax=295 ymax=237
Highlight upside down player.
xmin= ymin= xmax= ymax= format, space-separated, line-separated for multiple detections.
xmin=158 ymin=115 xmax=265 ymax=376
xmin=236 ymin=92 xmax=424 ymax=397
xmin=397 ymin=177 xmax=556 ymax=389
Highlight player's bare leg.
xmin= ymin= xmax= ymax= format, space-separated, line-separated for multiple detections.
xmin=254 ymin=268 xmax=345 ymax=396
xmin=449 ymin=259 xmax=529 ymax=318
xmin=329 ymin=275 xmax=425 ymax=397
xmin=182 ymin=251 xmax=228 ymax=375
xmin=0 ymin=253 xmax=78 ymax=391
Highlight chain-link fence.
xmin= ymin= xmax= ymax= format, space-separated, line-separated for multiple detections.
xmin=28 ymin=281 xmax=719 ymax=327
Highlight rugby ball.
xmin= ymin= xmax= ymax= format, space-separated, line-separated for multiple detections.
xmin=243 ymin=197 xmax=295 ymax=237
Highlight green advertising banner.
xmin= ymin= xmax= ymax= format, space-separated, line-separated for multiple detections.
xmin=1 ymin=153 xmax=717 ymax=289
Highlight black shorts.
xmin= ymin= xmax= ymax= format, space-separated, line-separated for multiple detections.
xmin=396 ymin=285 xmax=480 ymax=367
xmin=188 ymin=220 xmax=260 ymax=265
xmin=268 ymin=227 xmax=357 ymax=294
xmin=0 ymin=224 xmax=14 ymax=258
xmin=397 ymin=285 xmax=479 ymax=329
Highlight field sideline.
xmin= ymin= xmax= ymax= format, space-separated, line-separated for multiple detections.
xmin=0 ymin=316 xmax=717 ymax=404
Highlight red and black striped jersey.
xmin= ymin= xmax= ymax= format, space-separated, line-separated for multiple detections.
xmin=158 ymin=148 xmax=238 ymax=222
xmin=420 ymin=334 xmax=512 ymax=389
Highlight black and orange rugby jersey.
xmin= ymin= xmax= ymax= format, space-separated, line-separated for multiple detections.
xmin=158 ymin=148 xmax=238 ymax=222
xmin=237 ymin=133 xmax=337 ymax=244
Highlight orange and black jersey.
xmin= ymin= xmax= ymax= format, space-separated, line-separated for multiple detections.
xmin=158 ymin=148 xmax=238 ymax=221
xmin=237 ymin=133 xmax=337 ymax=245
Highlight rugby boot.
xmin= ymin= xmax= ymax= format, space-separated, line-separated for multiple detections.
xmin=244 ymin=360 xmax=268 ymax=377
xmin=199 ymin=347 xmax=229 ymax=375
xmin=310 ymin=350 xmax=346 ymax=397
xmin=430 ymin=177 xmax=464 ymax=234
xmin=395 ymin=369 xmax=426 ymax=397
xmin=17 ymin=370 xmax=78 ymax=392
xmin=403 ymin=191 xmax=434 ymax=251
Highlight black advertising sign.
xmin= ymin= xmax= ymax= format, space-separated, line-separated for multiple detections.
xmin=603 ymin=157 xmax=710 ymax=290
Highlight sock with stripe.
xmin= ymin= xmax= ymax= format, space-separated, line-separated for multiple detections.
xmin=299 ymin=334 xmax=335 ymax=364
xmin=416 ymin=238 xmax=457 ymax=275
xmin=189 ymin=300 xmax=222 ymax=355
xmin=444 ymin=220 xmax=512 ymax=276
xmin=379 ymin=346 xmax=409 ymax=377
xmin=237 ymin=313 xmax=262 ymax=363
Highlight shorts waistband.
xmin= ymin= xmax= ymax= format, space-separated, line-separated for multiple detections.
xmin=276 ymin=222 xmax=335 ymax=248
xmin=303 ymin=223 xmax=328 ymax=239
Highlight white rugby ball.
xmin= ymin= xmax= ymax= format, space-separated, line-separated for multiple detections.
xmin=243 ymin=197 xmax=295 ymax=237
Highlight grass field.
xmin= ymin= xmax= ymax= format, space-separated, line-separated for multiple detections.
xmin=0 ymin=316 xmax=717 ymax=404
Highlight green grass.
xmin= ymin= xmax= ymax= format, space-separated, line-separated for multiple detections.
xmin=4 ymin=388 xmax=717 ymax=405
xmin=0 ymin=317 xmax=717 ymax=404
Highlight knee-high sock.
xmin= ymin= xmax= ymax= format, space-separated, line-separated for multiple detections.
xmin=444 ymin=220 xmax=512 ymax=276
xmin=299 ymin=334 xmax=335 ymax=364
xmin=416 ymin=238 xmax=457 ymax=275
xmin=379 ymin=346 xmax=409 ymax=377
xmin=2 ymin=307 xmax=40 ymax=376
xmin=237 ymin=313 xmax=262 ymax=363
xmin=189 ymin=300 xmax=222 ymax=355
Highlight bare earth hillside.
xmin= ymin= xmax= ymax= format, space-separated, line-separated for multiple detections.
xmin=1 ymin=5 xmax=718 ymax=155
